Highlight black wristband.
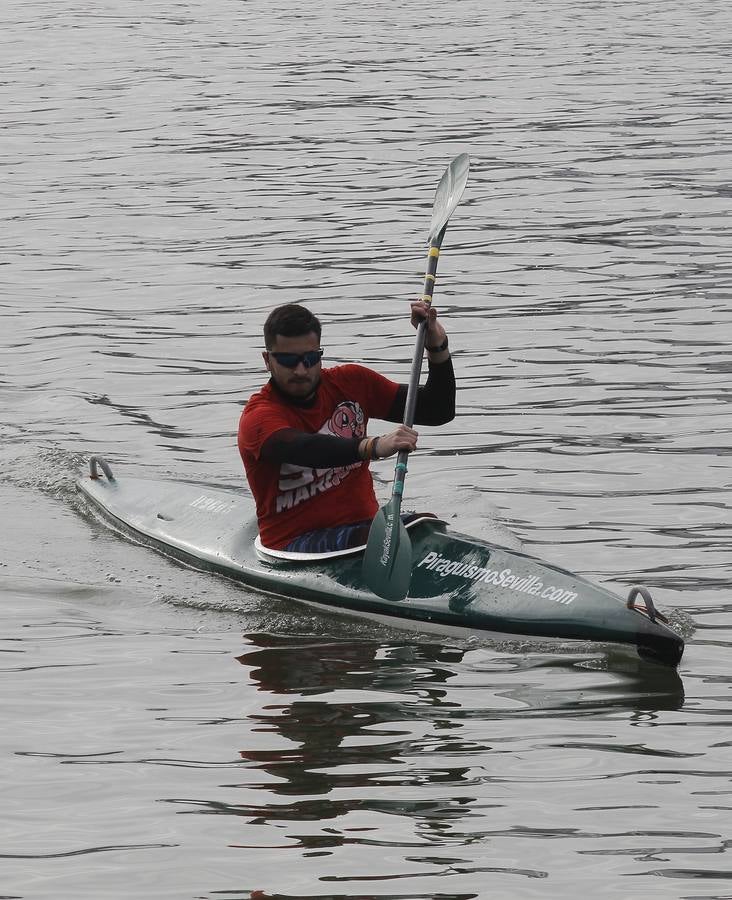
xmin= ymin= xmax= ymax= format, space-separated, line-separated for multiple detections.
xmin=426 ymin=336 xmax=449 ymax=353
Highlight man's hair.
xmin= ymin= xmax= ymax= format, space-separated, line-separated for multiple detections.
xmin=263 ymin=304 xmax=322 ymax=349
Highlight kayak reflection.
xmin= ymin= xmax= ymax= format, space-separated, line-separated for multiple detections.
xmin=233 ymin=633 xmax=685 ymax=820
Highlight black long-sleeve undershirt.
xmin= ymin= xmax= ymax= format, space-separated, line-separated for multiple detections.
xmin=385 ymin=355 xmax=455 ymax=426
xmin=261 ymin=356 xmax=455 ymax=468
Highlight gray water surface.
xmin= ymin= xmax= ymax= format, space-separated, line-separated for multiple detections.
xmin=2 ymin=1 xmax=731 ymax=897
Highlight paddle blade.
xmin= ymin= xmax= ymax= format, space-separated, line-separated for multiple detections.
xmin=428 ymin=153 xmax=470 ymax=244
xmin=362 ymin=501 xmax=413 ymax=601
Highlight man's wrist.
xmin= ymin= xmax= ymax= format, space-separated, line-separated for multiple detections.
xmin=426 ymin=335 xmax=449 ymax=354
xmin=358 ymin=436 xmax=380 ymax=461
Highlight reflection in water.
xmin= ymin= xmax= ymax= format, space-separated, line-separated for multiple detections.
xmin=235 ymin=635 xmax=473 ymax=810
xmin=494 ymin=651 xmax=685 ymax=717
xmin=165 ymin=634 xmax=686 ymax=871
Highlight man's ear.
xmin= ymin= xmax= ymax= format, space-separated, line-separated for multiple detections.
xmin=262 ymin=350 xmax=270 ymax=372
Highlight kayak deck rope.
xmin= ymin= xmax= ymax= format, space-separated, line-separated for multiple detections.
xmin=626 ymin=585 xmax=668 ymax=625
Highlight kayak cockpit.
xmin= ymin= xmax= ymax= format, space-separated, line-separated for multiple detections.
xmin=254 ymin=515 xmax=447 ymax=564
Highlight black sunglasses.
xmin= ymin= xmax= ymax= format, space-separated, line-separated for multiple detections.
xmin=268 ymin=349 xmax=324 ymax=369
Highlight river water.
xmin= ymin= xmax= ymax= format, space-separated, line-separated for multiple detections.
xmin=2 ymin=1 xmax=731 ymax=897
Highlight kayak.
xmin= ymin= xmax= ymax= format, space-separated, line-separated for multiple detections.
xmin=78 ymin=456 xmax=684 ymax=668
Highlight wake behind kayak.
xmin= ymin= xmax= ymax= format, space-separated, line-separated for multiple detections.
xmin=78 ymin=457 xmax=684 ymax=668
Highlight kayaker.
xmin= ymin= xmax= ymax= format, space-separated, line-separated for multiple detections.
xmin=238 ymin=302 xmax=455 ymax=552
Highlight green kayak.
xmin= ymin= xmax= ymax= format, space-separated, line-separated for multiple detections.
xmin=78 ymin=457 xmax=684 ymax=668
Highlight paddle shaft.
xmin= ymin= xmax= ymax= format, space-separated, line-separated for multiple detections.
xmin=363 ymin=155 xmax=469 ymax=601
xmin=390 ymin=225 xmax=447 ymax=501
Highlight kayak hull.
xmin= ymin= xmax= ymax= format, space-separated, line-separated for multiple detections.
xmin=77 ymin=463 xmax=684 ymax=668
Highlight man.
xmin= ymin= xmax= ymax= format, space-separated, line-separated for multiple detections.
xmin=238 ymin=301 xmax=455 ymax=551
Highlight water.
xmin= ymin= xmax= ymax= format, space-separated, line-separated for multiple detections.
xmin=2 ymin=0 xmax=731 ymax=897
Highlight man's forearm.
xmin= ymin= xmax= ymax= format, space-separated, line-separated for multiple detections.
xmin=261 ymin=429 xmax=362 ymax=468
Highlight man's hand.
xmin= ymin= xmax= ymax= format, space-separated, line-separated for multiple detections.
xmin=375 ymin=425 xmax=418 ymax=458
xmin=410 ymin=299 xmax=447 ymax=351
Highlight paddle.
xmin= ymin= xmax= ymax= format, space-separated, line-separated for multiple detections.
xmin=362 ymin=153 xmax=470 ymax=601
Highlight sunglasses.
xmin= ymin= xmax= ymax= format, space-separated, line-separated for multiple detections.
xmin=268 ymin=349 xmax=324 ymax=369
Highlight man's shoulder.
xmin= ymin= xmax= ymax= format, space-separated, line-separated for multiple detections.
xmin=322 ymin=364 xmax=400 ymax=418
xmin=323 ymin=363 xmax=380 ymax=387
xmin=240 ymin=382 xmax=285 ymax=426
xmin=243 ymin=381 xmax=272 ymax=408
xmin=325 ymin=363 xmax=399 ymax=394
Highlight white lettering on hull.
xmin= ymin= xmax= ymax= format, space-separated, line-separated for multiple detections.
xmin=189 ymin=495 xmax=236 ymax=514
xmin=417 ymin=552 xmax=577 ymax=605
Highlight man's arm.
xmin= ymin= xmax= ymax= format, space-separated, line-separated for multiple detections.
xmin=385 ymin=354 xmax=456 ymax=426
xmin=382 ymin=299 xmax=456 ymax=426
xmin=261 ymin=423 xmax=422 ymax=467
xmin=261 ymin=429 xmax=362 ymax=467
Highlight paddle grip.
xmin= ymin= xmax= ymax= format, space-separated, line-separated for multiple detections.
xmin=421 ymin=243 xmax=441 ymax=307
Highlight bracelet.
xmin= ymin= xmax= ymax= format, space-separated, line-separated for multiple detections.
xmin=359 ymin=437 xmax=380 ymax=461
xmin=426 ymin=336 xmax=449 ymax=353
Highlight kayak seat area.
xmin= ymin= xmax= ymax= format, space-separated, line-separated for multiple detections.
xmin=255 ymin=513 xmax=444 ymax=563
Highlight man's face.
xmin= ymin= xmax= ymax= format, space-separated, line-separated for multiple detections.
xmin=264 ymin=331 xmax=322 ymax=400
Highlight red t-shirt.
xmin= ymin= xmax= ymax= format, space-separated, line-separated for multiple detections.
xmin=238 ymin=364 xmax=400 ymax=549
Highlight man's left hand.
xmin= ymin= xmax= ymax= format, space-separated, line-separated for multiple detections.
xmin=410 ymin=299 xmax=447 ymax=351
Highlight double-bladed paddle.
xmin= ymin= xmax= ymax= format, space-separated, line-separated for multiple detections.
xmin=362 ymin=153 xmax=470 ymax=601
